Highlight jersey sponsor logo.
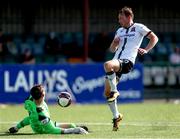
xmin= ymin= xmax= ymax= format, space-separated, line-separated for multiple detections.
xmin=120 ymin=33 xmax=135 ymax=38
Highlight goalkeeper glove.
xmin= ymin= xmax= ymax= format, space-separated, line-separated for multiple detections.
xmin=9 ymin=126 xmax=19 ymax=133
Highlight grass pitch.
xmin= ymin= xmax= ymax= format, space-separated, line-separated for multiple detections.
xmin=0 ymin=101 xmax=180 ymax=139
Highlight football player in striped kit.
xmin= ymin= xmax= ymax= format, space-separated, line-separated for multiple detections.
xmin=104 ymin=6 xmax=158 ymax=131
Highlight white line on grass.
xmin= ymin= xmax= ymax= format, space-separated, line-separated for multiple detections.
xmin=0 ymin=136 xmax=180 ymax=139
xmin=1 ymin=121 xmax=180 ymax=127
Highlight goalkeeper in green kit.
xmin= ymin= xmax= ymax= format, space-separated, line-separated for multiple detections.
xmin=8 ymin=84 xmax=88 ymax=135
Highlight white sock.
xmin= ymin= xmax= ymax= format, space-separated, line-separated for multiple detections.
xmin=108 ymin=99 xmax=120 ymax=119
xmin=63 ymin=127 xmax=88 ymax=134
xmin=106 ymin=72 xmax=117 ymax=92
xmin=63 ymin=127 xmax=80 ymax=134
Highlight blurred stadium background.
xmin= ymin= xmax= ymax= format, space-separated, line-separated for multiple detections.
xmin=0 ymin=0 xmax=180 ymax=138
xmin=0 ymin=0 xmax=180 ymax=103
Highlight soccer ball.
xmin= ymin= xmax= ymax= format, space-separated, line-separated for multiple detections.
xmin=57 ymin=92 xmax=72 ymax=107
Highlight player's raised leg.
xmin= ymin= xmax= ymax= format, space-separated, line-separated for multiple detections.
xmin=104 ymin=59 xmax=120 ymax=102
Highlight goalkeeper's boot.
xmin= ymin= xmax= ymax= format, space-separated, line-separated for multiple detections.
xmin=9 ymin=126 xmax=19 ymax=133
xmin=107 ymin=91 xmax=120 ymax=102
xmin=76 ymin=127 xmax=89 ymax=134
xmin=78 ymin=125 xmax=89 ymax=132
xmin=112 ymin=113 xmax=123 ymax=131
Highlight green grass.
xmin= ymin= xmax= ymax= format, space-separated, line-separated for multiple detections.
xmin=0 ymin=101 xmax=180 ymax=138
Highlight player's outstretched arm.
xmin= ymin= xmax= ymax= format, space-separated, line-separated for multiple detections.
xmin=9 ymin=117 xmax=30 ymax=133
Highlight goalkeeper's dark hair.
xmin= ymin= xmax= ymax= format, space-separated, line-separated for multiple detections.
xmin=119 ymin=6 xmax=134 ymax=19
xmin=30 ymin=84 xmax=44 ymax=100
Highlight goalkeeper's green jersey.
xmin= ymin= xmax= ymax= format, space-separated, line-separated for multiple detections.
xmin=17 ymin=96 xmax=62 ymax=134
xmin=24 ymin=96 xmax=50 ymax=131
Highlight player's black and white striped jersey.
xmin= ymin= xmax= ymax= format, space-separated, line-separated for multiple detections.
xmin=113 ymin=23 xmax=151 ymax=64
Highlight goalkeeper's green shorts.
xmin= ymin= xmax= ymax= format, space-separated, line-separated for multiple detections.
xmin=31 ymin=120 xmax=61 ymax=134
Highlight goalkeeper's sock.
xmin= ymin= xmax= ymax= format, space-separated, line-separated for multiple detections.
xmin=63 ymin=127 xmax=88 ymax=134
xmin=106 ymin=71 xmax=117 ymax=92
xmin=63 ymin=128 xmax=76 ymax=134
xmin=55 ymin=122 xmax=77 ymax=128
xmin=108 ymin=99 xmax=120 ymax=119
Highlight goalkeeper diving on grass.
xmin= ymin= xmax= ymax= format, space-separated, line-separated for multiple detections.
xmin=8 ymin=84 xmax=88 ymax=135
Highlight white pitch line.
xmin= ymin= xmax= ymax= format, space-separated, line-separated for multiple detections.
xmin=1 ymin=136 xmax=179 ymax=139
xmin=1 ymin=121 xmax=180 ymax=127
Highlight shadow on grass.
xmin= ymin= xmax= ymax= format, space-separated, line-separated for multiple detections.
xmin=0 ymin=132 xmax=35 ymax=136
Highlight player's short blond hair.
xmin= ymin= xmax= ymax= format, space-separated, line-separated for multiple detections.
xmin=119 ymin=6 xmax=134 ymax=19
